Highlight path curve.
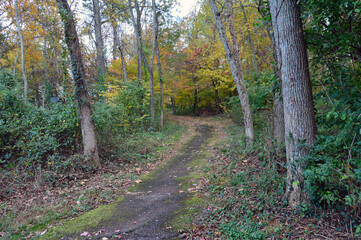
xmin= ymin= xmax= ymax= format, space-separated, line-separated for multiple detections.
xmin=48 ymin=123 xmax=211 ymax=240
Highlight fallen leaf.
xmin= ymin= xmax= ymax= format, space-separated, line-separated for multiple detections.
xmin=40 ymin=229 xmax=47 ymax=235
xmin=80 ymin=231 xmax=89 ymax=236
xmin=135 ymin=179 xmax=142 ymax=184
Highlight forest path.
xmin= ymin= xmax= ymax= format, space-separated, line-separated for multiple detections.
xmin=44 ymin=116 xmax=216 ymax=240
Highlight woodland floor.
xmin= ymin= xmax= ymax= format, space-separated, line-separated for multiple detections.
xmin=1 ymin=115 xmax=358 ymax=239
xmin=42 ymin=119 xmax=213 ymax=239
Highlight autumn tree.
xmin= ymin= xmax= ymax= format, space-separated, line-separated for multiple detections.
xmin=14 ymin=0 xmax=28 ymax=99
xmin=209 ymin=0 xmax=254 ymax=142
xmin=269 ymin=0 xmax=317 ymax=208
xmin=128 ymin=0 xmax=155 ymax=124
xmin=92 ymin=0 xmax=106 ymax=90
xmin=152 ymin=0 xmax=164 ymax=127
xmin=56 ymin=0 xmax=101 ymax=168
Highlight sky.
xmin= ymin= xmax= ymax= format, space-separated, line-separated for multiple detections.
xmin=173 ymin=0 xmax=199 ymax=19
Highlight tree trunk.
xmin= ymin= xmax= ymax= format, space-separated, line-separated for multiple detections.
xmin=13 ymin=38 xmax=19 ymax=78
xmin=56 ymin=0 xmax=101 ymax=169
xmin=269 ymin=0 xmax=317 ymax=209
xmin=152 ymin=0 xmax=164 ymax=127
xmin=118 ymin=43 xmax=128 ymax=82
xmin=15 ymin=0 xmax=28 ymax=100
xmin=192 ymin=75 xmax=199 ymax=115
xmin=43 ymin=37 xmax=51 ymax=107
xmin=209 ymin=0 xmax=254 ymax=142
xmin=240 ymin=1 xmax=258 ymax=73
xmin=257 ymin=1 xmax=285 ymax=146
xmin=171 ymin=96 xmax=176 ymax=114
xmin=112 ymin=22 xmax=118 ymax=61
xmin=112 ymin=21 xmax=128 ymax=82
xmin=128 ymin=0 xmax=155 ymax=125
xmin=135 ymin=0 xmax=143 ymax=81
xmin=92 ymin=0 xmax=106 ymax=90
xmin=212 ymin=79 xmax=223 ymax=113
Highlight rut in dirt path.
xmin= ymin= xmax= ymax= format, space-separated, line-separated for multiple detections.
xmin=56 ymin=124 xmax=211 ymax=240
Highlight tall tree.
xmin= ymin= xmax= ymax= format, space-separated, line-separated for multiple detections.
xmin=152 ymin=0 xmax=164 ymax=127
xmin=240 ymin=1 xmax=258 ymax=73
xmin=56 ymin=0 xmax=101 ymax=168
xmin=269 ymin=0 xmax=317 ymax=208
xmin=111 ymin=20 xmax=128 ymax=82
xmin=92 ymin=0 xmax=106 ymax=90
xmin=118 ymin=40 xmax=128 ymax=82
xmin=209 ymin=0 xmax=254 ymax=142
xmin=134 ymin=0 xmax=143 ymax=81
xmin=128 ymin=0 xmax=155 ymax=124
xmin=14 ymin=0 xmax=28 ymax=99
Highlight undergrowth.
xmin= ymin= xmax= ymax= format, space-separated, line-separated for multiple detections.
xmin=0 ymin=119 xmax=186 ymax=239
xmin=188 ymin=111 xmax=359 ymax=239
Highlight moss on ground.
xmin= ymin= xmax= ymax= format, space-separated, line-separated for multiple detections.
xmin=41 ymin=197 xmax=124 ymax=239
xmin=169 ymin=138 xmax=213 ymax=231
xmin=168 ymin=195 xmax=205 ymax=231
xmin=127 ymin=134 xmax=197 ymax=193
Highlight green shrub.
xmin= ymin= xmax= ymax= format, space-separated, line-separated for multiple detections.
xmin=304 ymin=111 xmax=361 ymax=210
xmin=0 ymin=76 xmax=81 ymax=173
xmin=304 ymin=63 xmax=361 ymax=212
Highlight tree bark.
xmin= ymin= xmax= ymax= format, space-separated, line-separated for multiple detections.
xmin=15 ymin=0 xmax=28 ymax=100
xmin=112 ymin=22 xmax=118 ymax=61
xmin=171 ymin=96 xmax=176 ymax=114
xmin=152 ymin=0 xmax=164 ymax=127
xmin=212 ymin=79 xmax=223 ymax=113
xmin=269 ymin=0 xmax=317 ymax=208
xmin=118 ymin=42 xmax=128 ymax=82
xmin=112 ymin=21 xmax=128 ymax=82
xmin=240 ymin=1 xmax=258 ymax=73
xmin=209 ymin=0 xmax=255 ymax=142
xmin=128 ymin=0 xmax=155 ymax=125
xmin=92 ymin=0 xmax=106 ymax=90
xmin=13 ymin=38 xmax=19 ymax=78
xmin=192 ymin=75 xmax=199 ymax=115
xmin=43 ymin=37 xmax=51 ymax=107
xmin=135 ymin=0 xmax=143 ymax=81
xmin=56 ymin=0 xmax=101 ymax=169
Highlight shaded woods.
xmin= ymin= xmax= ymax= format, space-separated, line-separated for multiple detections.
xmin=0 ymin=0 xmax=360 ymax=238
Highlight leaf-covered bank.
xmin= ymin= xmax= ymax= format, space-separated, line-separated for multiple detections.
xmin=185 ymin=113 xmax=359 ymax=239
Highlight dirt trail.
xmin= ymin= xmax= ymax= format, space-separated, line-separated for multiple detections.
xmin=45 ymin=121 xmax=212 ymax=240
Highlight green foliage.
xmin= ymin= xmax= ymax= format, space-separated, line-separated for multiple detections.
xmin=220 ymin=220 xmax=265 ymax=240
xmin=304 ymin=102 xmax=361 ymax=211
xmin=0 ymin=68 xmax=15 ymax=89
xmin=0 ymin=83 xmax=81 ymax=173
xmin=225 ymin=96 xmax=243 ymax=125
xmin=225 ymin=72 xmax=273 ymax=126
xmin=94 ymin=80 xmax=158 ymax=161
xmin=303 ymin=0 xmax=361 ymax=68
xmin=247 ymin=72 xmax=273 ymax=111
xmin=0 ymin=69 xmax=84 ymax=188
xmin=300 ymin=1 xmax=361 ymax=230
